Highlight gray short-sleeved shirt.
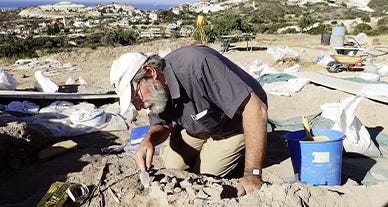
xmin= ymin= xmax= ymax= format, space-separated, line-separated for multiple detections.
xmin=149 ymin=45 xmax=267 ymax=139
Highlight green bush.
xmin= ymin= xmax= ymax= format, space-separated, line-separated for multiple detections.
xmin=307 ymin=24 xmax=332 ymax=35
xmin=368 ymin=0 xmax=388 ymax=13
xmin=353 ymin=23 xmax=373 ymax=35
xmin=0 ymin=36 xmax=66 ymax=58
xmin=157 ymin=10 xmax=179 ymax=23
xmin=298 ymin=16 xmax=316 ymax=30
xmin=100 ymin=29 xmax=138 ymax=47
xmin=282 ymin=28 xmax=298 ymax=34
xmin=212 ymin=10 xmax=253 ymax=38
xmin=377 ymin=16 xmax=388 ymax=26
xmin=374 ymin=25 xmax=388 ymax=35
xmin=361 ymin=15 xmax=371 ymax=22
xmin=255 ymin=25 xmax=271 ymax=34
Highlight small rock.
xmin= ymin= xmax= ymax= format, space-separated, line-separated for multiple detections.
xmin=192 ymin=184 xmax=203 ymax=191
xmin=180 ymin=179 xmax=193 ymax=189
xmin=196 ymin=189 xmax=208 ymax=199
xmin=173 ymin=187 xmax=182 ymax=193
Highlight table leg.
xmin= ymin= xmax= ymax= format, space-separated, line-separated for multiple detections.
xmin=222 ymin=39 xmax=229 ymax=53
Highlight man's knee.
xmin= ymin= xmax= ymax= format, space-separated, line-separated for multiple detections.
xmin=160 ymin=143 xmax=190 ymax=170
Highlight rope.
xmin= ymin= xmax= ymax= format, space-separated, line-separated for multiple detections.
xmin=368 ymin=45 xmax=388 ymax=58
xmin=346 ymin=36 xmax=388 ymax=58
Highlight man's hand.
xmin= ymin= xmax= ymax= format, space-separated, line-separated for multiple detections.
xmin=237 ymin=92 xmax=267 ymax=197
xmin=236 ymin=175 xmax=264 ymax=197
xmin=132 ymin=124 xmax=173 ymax=172
xmin=133 ymin=140 xmax=154 ymax=172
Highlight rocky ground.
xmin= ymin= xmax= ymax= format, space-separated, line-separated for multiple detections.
xmin=0 ymin=34 xmax=388 ymax=206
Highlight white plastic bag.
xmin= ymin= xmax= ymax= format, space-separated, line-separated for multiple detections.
xmin=266 ymin=47 xmax=300 ymax=62
xmin=264 ymin=78 xmax=308 ymax=97
xmin=317 ymin=55 xmax=335 ymax=66
xmin=331 ymin=96 xmax=382 ymax=157
xmin=248 ymin=59 xmax=278 ymax=79
xmin=376 ymin=64 xmax=388 ymax=75
xmin=34 ymin=71 xmax=59 ymax=92
xmin=0 ymin=68 xmax=17 ymax=90
xmin=70 ymin=109 xmax=107 ymax=127
xmin=283 ymin=64 xmax=300 ymax=73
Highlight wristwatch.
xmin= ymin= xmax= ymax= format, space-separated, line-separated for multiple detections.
xmin=244 ymin=168 xmax=262 ymax=176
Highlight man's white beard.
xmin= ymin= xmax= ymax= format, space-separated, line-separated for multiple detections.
xmin=143 ymin=80 xmax=168 ymax=114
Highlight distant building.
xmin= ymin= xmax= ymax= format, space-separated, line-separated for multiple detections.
xmin=140 ymin=27 xmax=162 ymax=38
xmin=180 ymin=28 xmax=192 ymax=37
xmin=149 ymin=12 xmax=158 ymax=22
xmin=172 ymin=8 xmax=182 ymax=15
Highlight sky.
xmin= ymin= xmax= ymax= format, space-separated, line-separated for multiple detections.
xmin=15 ymin=0 xmax=199 ymax=4
xmin=114 ymin=0 xmax=198 ymax=3
xmin=0 ymin=0 xmax=200 ymax=10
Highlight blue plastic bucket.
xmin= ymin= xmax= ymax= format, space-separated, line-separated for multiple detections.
xmin=285 ymin=129 xmax=344 ymax=186
xmin=330 ymin=26 xmax=346 ymax=47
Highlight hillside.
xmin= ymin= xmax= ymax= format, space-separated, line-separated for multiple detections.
xmin=0 ymin=34 xmax=388 ymax=207
xmin=0 ymin=2 xmax=388 ymax=206
xmin=13 ymin=0 xmax=388 ymax=34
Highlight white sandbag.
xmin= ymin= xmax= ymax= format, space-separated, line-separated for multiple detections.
xmin=248 ymin=59 xmax=263 ymax=78
xmin=65 ymin=77 xmax=75 ymax=85
xmin=353 ymin=33 xmax=368 ymax=45
xmin=266 ymin=47 xmax=300 ymax=62
xmin=376 ymin=64 xmax=388 ymax=76
xmin=263 ymin=82 xmax=292 ymax=97
xmin=263 ymin=78 xmax=308 ymax=97
xmin=287 ymin=78 xmax=309 ymax=93
xmin=248 ymin=59 xmax=278 ymax=78
xmin=332 ymin=95 xmax=382 ymax=158
xmin=363 ymin=58 xmax=379 ymax=74
xmin=283 ymin=64 xmax=300 ymax=73
xmin=0 ymin=68 xmax=17 ymax=90
xmin=317 ymin=55 xmax=335 ymax=66
xmin=99 ymin=101 xmax=138 ymax=123
xmin=70 ymin=108 xmax=107 ymax=127
xmin=39 ymin=101 xmax=74 ymax=113
xmin=34 ymin=71 xmax=59 ymax=92
xmin=78 ymin=76 xmax=88 ymax=85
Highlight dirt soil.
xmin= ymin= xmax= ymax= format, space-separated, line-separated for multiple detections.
xmin=0 ymin=34 xmax=388 ymax=207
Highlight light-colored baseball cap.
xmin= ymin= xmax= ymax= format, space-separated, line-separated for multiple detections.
xmin=110 ymin=53 xmax=148 ymax=114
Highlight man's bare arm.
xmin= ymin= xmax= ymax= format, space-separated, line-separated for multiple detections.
xmin=145 ymin=124 xmax=173 ymax=145
xmin=133 ymin=124 xmax=173 ymax=171
xmin=237 ymin=92 xmax=268 ymax=196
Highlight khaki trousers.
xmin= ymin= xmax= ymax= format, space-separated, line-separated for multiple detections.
xmin=160 ymin=127 xmax=245 ymax=177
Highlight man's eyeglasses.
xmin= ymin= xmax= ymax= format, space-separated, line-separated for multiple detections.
xmin=131 ymin=80 xmax=141 ymax=102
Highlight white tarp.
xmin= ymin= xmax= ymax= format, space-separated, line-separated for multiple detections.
xmin=2 ymin=101 xmax=137 ymax=138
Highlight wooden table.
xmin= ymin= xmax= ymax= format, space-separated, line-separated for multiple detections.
xmin=220 ymin=34 xmax=255 ymax=52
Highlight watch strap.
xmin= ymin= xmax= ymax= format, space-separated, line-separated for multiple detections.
xmin=244 ymin=168 xmax=262 ymax=176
